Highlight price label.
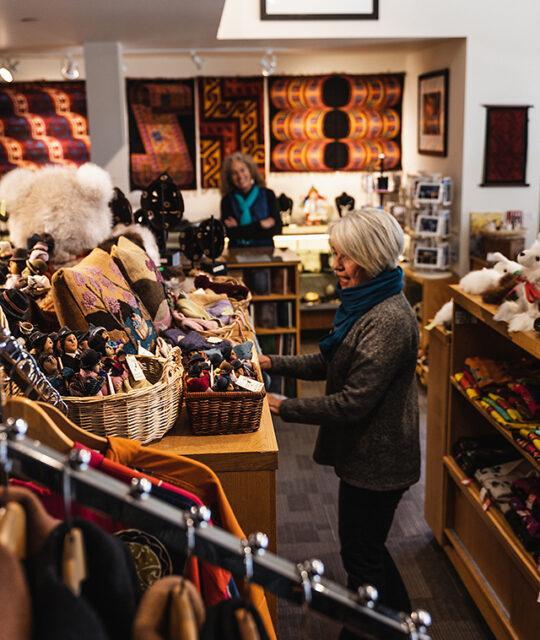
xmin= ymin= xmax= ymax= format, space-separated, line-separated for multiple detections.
xmin=235 ymin=375 xmax=264 ymax=393
xmin=126 ymin=355 xmax=147 ymax=382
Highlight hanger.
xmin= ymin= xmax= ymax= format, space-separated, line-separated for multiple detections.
xmin=35 ymin=401 xmax=108 ymax=453
xmin=0 ymin=440 xmax=26 ymax=559
xmin=3 ymin=397 xmax=108 ymax=454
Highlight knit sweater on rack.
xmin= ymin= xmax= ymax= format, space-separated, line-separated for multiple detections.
xmin=270 ymin=292 xmax=421 ymax=492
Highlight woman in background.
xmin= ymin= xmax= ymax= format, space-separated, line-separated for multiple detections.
xmin=259 ymin=208 xmax=420 ymax=627
xmin=220 ymin=152 xmax=282 ymax=248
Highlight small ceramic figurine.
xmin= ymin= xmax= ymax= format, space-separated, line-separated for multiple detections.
xmin=301 ymin=186 xmax=327 ymax=225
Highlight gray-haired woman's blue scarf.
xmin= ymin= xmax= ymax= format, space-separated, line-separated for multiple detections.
xmin=319 ymin=266 xmax=404 ymax=361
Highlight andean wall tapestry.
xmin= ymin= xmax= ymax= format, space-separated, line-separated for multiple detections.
xmin=0 ymin=81 xmax=90 ymax=177
xmin=268 ymin=73 xmax=403 ymax=172
xmin=127 ymin=79 xmax=196 ymax=191
xmin=198 ymin=77 xmax=265 ymax=189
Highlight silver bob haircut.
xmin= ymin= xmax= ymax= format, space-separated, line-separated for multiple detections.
xmin=329 ymin=207 xmax=404 ymax=278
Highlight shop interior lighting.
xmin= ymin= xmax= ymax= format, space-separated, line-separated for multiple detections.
xmin=190 ymin=50 xmax=206 ymax=71
xmin=259 ymin=50 xmax=277 ymax=77
xmin=0 ymin=59 xmax=18 ymax=83
xmin=61 ymin=54 xmax=80 ymax=80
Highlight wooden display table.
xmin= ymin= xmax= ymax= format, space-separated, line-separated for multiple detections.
xmin=151 ymin=395 xmax=279 ymax=623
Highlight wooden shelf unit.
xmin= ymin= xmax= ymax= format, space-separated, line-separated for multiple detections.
xmin=223 ymin=247 xmax=301 ymax=397
xmin=438 ymin=285 xmax=540 ymax=640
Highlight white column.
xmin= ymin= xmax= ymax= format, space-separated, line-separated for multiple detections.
xmin=83 ymin=41 xmax=129 ymax=192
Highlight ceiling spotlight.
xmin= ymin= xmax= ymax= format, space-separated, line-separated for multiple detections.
xmin=0 ymin=59 xmax=18 ymax=83
xmin=61 ymin=54 xmax=79 ymax=80
xmin=260 ymin=50 xmax=276 ymax=77
xmin=190 ymin=50 xmax=206 ymax=71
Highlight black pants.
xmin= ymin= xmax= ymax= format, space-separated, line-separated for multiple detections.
xmin=338 ymin=480 xmax=411 ymax=615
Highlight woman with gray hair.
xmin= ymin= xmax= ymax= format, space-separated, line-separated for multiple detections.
xmin=220 ymin=151 xmax=282 ymax=248
xmin=259 ymin=208 xmax=420 ymax=621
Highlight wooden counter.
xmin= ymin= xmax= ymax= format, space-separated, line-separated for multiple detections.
xmin=151 ymin=397 xmax=278 ymax=548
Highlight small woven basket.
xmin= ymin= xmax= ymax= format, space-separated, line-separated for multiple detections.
xmin=185 ymin=360 xmax=265 ymax=435
xmin=63 ymin=348 xmax=183 ymax=445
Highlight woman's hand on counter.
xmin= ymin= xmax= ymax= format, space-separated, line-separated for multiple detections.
xmin=224 ymin=217 xmax=238 ymax=228
xmin=267 ymin=394 xmax=282 ymax=415
xmin=260 ymin=217 xmax=276 ymax=229
xmin=258 ymin=354 xmax=272 ymax=370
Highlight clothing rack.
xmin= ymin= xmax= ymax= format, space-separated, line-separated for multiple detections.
xmin=0 ymin=422 xmax=431 ymax=640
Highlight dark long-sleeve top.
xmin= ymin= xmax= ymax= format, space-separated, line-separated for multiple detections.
xmin=220 ymin=187 xmax=282 ymax=248
xmin=269 ymin=292 xmax=421 ymax=492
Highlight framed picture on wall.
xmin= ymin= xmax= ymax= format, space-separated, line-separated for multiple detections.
xmin=418 ymin=69 xmax=449 ymax=156
xmin=260 ymin=0 xmax=378 ymax=20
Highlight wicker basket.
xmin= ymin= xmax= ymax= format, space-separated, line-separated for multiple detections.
xmin=64 ymin=348 xmax=184 ymax=445
xmin=185 ymin=362 xmax=265 ymax=435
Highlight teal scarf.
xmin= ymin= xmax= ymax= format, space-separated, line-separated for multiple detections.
xmin=234 ymin=185 xmax=260 ymax=226
xmin=319 ymin=266 xmax=404 ymax=361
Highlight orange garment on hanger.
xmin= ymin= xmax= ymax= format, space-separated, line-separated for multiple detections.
xmin=105 ymin=437 xmax=276 ymax=640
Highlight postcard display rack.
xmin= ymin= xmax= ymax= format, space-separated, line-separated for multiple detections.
xmin=431 ymin=286 xmax=540 ymax=640
xmin=223 ymin=247 xmax=301 ymax=397
xmin=407 ymin=175 xmax=452 ymax=271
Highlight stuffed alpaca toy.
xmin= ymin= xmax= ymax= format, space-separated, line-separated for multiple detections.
xmin=430 ymin=253 xmax=521 ymax=329
xmin=493 ymin=235 xmax=540 ymax=332
xmin=459 ymin=252 xmax=521 ymax=294
xmin=0 ymin=163 xmax=114 ymax=264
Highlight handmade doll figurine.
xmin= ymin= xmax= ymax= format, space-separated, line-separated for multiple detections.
xmin=58 ymin=329 xmax=81 ymax=373
xmin=100 ymin=341 xmax=129 ymax=392
xmin=212 ymin=375 xmax=235 ymax=392
xmin=185 ymin=363 xmax=211 ymax=392
xmin=29 ymin=330 xmax=54 ymax=355
xmin=87 ymin=325 xmax=111 ymax=355
xmin=5 ymin=248 xmax=28 ymax=289
xmin=38 ymin=353 xmax=74 ymax=395
xmin=69 ymin=349 xmax=106 ymax=397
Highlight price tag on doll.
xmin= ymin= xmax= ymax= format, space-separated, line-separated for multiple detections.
xmin=137 ymin=343 xmax=154 ymax=357
xmin=126 ymin=355 xmax=146 ymax=382
xmin=234 ymin=375 xmax=264 ymax=393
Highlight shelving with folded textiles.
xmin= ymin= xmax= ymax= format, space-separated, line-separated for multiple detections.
xmin=223 ymin=248 xmax=301 ymax=397
xmin=441 ymin=286 xmax=540 ymax=640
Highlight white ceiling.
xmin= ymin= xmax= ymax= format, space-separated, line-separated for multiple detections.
xmin=0 ymin=0 xmax=430 ymax=55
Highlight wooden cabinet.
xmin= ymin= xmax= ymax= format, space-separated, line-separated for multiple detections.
xmin=435 ymin=286 xmax=540 ymax=640
xmin=223 ymin=247 xmax=301 ymax=397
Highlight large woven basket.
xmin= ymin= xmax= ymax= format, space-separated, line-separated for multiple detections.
xmin=64 ymin=348 xmax=183 ymax=445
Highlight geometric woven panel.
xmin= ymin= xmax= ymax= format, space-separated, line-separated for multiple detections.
xmin=269 ymin=73 xmax=403 ymax=172
xmin=198 ymin=76 xmax=265 ymax=189
xmin=0 ymin=81 xmax=90 ymax=177
xmin=127 ymin=78 xmax=196 ymax=190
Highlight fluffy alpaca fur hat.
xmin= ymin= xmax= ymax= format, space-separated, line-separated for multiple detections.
xmin=0 ymin=163 xmax=114 ymax=264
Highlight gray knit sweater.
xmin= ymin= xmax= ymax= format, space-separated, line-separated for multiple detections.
xmin=269 ymin=292 xmax=420 ymax=491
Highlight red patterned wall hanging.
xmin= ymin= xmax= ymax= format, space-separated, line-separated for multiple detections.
xmin=481 ymin=105 xmax=530 ymax=186
xmin=0 ymin=81 xmax=90 ymax=177
xmin=127 ymin=79 xmax=196 ymax=190
xmin=198 ymin=76 xmax=265 ymax=189
xmin=268 ymin=73 xmax=403 ymax=172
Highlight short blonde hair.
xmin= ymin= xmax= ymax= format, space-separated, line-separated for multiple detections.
xmin=329 ymin=207 xmax=404 ymax=278
xmin=220 ymin=152 xmax=265 ymax=196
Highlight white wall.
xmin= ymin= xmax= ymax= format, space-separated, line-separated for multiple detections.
xmin=10 ymin=0 xmax=540 ymax=274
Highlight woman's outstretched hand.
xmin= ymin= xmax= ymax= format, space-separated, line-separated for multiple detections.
xmin=267 ymin=394 xmax=282 ymax=415
xmin=224 ymin=217 xmax=238 ymax=228
xmin=258 ymin=354 xmax=272 ymax=370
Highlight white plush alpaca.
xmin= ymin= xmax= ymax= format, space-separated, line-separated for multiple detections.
xmin=0 ymin=163 xmax=114 ymax=264
xmin=493 ymin=234 xmax=540 ymax=332
xmin=459 ymin=252 xmax=521 ymax=294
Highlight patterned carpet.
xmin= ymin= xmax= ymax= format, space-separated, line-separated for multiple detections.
xmin=273 ymin=341 xmax=495 ymax=640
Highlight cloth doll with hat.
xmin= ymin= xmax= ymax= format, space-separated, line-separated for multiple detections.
xmin=38 ymin=352 xmax=74 ymax=395
xmin=0 ymin=289 xmax=30 ymax=338
xmin=29 ymin=330 xmax=54 ymax=355
xmin=100 ymin=341 xmax=129 ymax=393
xmin=5 ymin=248 xmax=28 ymax=289
xmin=68 ymin=349 xmax=107 ymax=397
xmin=57 ymin=328 xmax=81 ymax=373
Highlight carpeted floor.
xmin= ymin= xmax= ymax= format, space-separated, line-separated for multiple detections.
xmin=273 ymin=339 xmax=495 ymax=640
